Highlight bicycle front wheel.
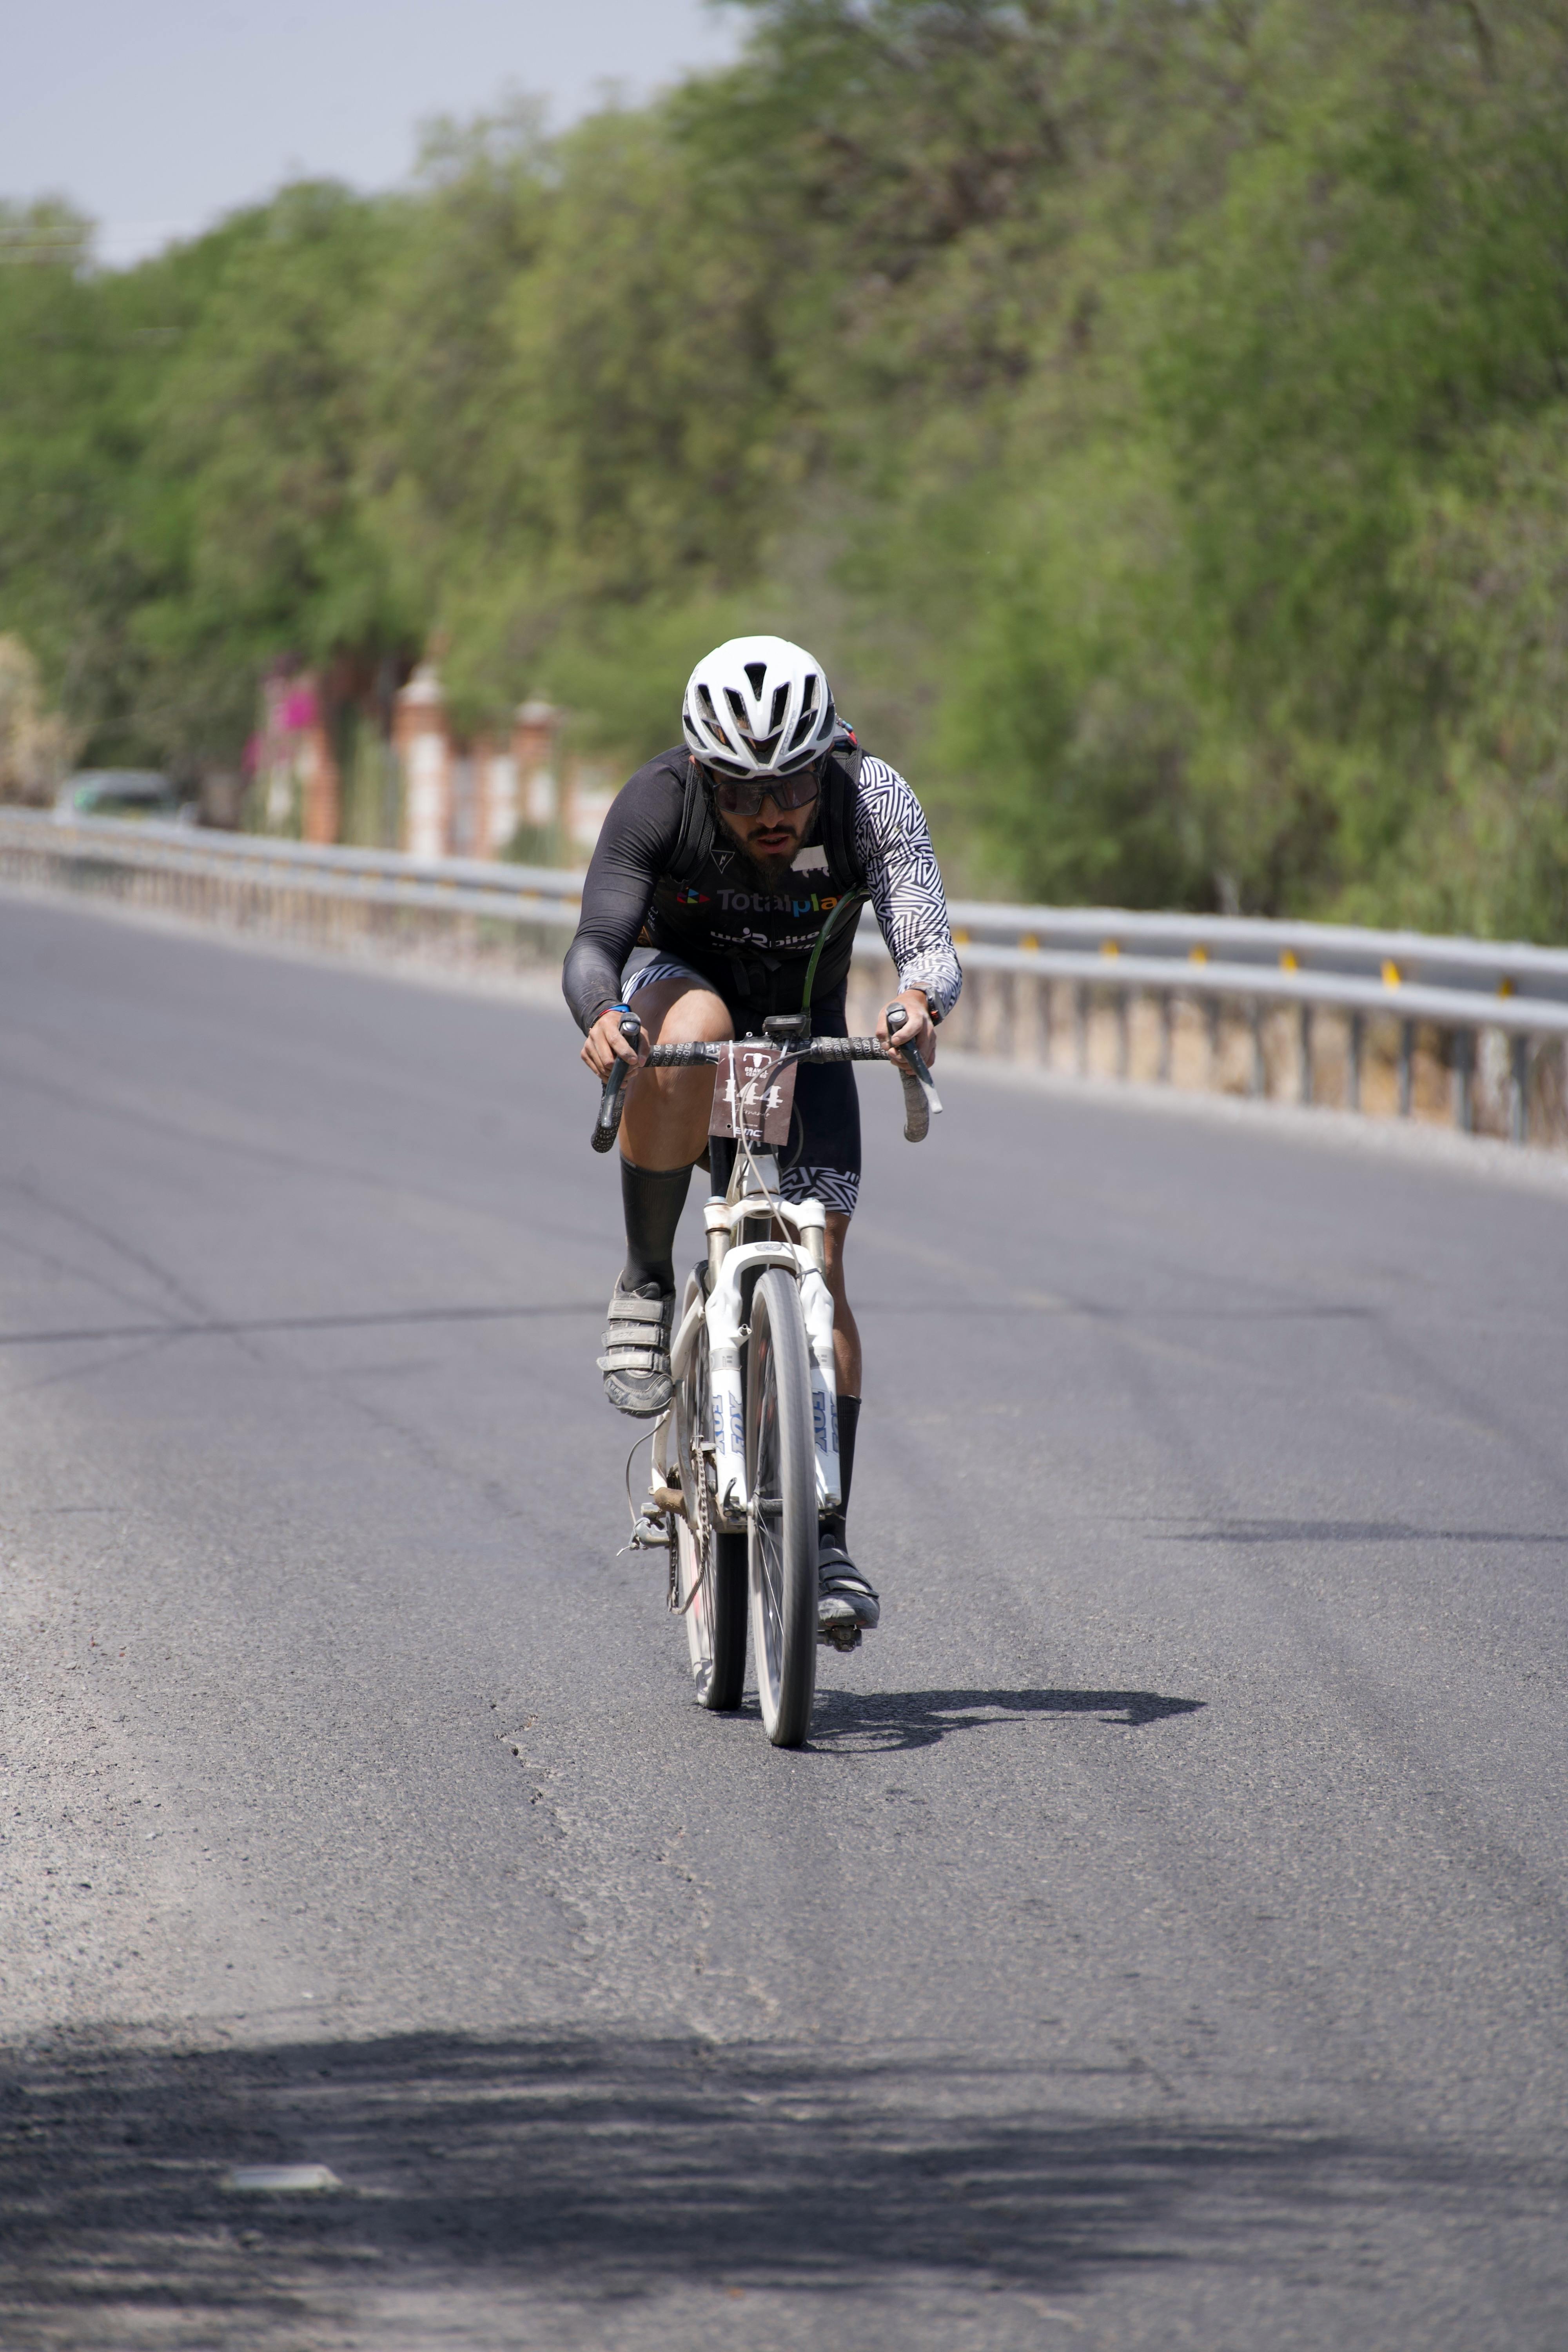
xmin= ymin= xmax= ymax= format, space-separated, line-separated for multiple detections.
xmin=745 ymin=1268 xmax=818 ymax=1748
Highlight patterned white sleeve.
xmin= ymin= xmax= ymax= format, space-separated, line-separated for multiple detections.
xmin=852 ymin=755 xmax=964 ymax=1022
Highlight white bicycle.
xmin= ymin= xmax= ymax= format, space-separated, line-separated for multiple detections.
xmin=592 ymin=1007 xmax=941 ymax=1748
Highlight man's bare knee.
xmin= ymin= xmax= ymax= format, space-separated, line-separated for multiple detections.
xmin=632 ymin=980 xmax=731 ymax=1047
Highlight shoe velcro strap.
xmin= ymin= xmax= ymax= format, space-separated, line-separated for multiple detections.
xmin=820 ymin=1566 xmax=878 ymax=1599
xmin=605 ymin=1292 xmax=671 ymax=1330
xmin=597 ymin=1343 xmax=670 ymax=1373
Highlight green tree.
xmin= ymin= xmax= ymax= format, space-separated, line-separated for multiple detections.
xmin=133 ymin=181 xmax=413 ymax=770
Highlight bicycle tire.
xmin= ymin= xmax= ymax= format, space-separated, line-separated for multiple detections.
xmin=745 ymin=1268 xmax=818 ymax=1748
xmin=673 ymin=1285 xmax=747 ymax=1711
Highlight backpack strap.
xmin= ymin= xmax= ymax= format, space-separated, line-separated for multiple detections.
xmin=797 ymin=725 xmax=869 ymax=1021
xmin=820 ymin=724 xmax=865 ymax=886
xmin=664 ymin=753 xmax=714 ymax=884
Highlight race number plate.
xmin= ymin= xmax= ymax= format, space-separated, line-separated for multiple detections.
xmin=709 ymin=1041 xmax=798 ymax=1147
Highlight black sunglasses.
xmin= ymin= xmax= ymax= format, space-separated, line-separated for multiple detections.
xmin=706 ymin=764 xmax=821 ymax=819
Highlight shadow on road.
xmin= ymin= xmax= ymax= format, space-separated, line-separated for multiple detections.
xmin=811 ymin=1687 xmax=1204 ymax=1751
xmin=0 ymin=2027 xmax=1501 ymax=2348
xmin=0 ymin=1303 xmax=601 ymax=1350
xmin=1165 ymin=1518 xmax=1565 ymax=1546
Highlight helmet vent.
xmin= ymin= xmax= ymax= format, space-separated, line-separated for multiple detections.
xmin=743 ymin=662 xmax=768 ymax=698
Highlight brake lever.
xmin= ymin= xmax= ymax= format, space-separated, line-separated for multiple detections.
xmin=885 ymin=1002 xmax=944 ymax=1141
xmin=591 ymin=1013 xmax=644 ymax=1152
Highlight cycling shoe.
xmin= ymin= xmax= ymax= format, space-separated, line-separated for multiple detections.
xmin=818 ymin=1539 xmax=879 ymax=1650
xmin=597 ymin=1279 xmax=674 ymax=1417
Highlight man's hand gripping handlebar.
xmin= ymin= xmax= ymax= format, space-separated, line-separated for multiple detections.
xmin=590 ymin=1011 xmax=645 ymax=1153
xmin=884 ymin=1001 xmax=943 ymax=1141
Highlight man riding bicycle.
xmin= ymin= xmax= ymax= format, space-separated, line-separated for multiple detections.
xmin=563 ymin=635 xmax=962 ymax=1642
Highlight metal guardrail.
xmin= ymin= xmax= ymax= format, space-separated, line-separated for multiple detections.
xmin=5 ymin=807 xmax=1567 ymax=1145
xmin=945 ymin=897 xmax=1568 ymax=1000
xmin=0 ymin=811 xmax=585 ymax=924
xmin=932 ymin=901 xmax=1568 ymax=1145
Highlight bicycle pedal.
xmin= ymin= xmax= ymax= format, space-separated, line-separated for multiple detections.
xmin=819 ymin=1623 xmax=862 ymax=1654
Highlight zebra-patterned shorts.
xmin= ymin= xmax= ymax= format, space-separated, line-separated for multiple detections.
xmin=624 ymin=959 xmax=861 ymax=1216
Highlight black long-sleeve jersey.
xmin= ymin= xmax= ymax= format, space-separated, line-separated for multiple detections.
xmin=562 ymin=744 xmax=963 ymax=1033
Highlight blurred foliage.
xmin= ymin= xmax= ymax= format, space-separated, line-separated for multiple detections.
xmin=4 ymin=3 xmax=1568 ymax=931
xmin=0 ymin=632 xmax=78 ymax=801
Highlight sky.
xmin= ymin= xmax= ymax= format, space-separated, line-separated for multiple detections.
xmin=3 ymin=1 xmax=746 ymax=267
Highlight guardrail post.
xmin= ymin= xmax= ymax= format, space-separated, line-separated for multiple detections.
xmin=1036 ymin=976 xmax=1054 ymax=1067
xmin=1398 ymin=1020 xmax=1414 ymax=1116
xmin=1158 ymin=992 xmax=1173 ymax=1083
xmin=1348 ymin=1012 xmax=1364 ymax=1112
xmin=1115 ymin=992 xmax=1131 ymax=1080
xmin=1074 ymin=984 xmax=1089 ymax=1076
xmin=1249 ymin=1002 xmax=1265 ymax=1098
xmin=1510 ymin=1035 xmax=1530 ymax=1145
xmin=1206 ymin=998 xmax=1221 ymax=1085
xmin=1453 ymin=1028 xmax=1475 ymax=1132
xmin=1298 ymin=1005 xmax=1314 ymax=1105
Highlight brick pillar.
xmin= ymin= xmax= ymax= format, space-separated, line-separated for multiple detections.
xmin=477 ymin=737 xmax=518 ymax=859
xmin=299 ymin=698 xmax=340 ymax=846
xmin=512 ymin=700 xmax=560 ymax=838
xmin=395 ymin=662 xmax=450 ymax=860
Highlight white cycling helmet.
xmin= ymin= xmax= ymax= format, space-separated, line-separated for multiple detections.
xmin=681 ymin=635 xmax=837 ymax=780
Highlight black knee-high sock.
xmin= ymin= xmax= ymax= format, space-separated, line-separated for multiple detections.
xmin=823 ymin=1392 xmax=860 ymax=1549
xmin=621 ymin=1159 xmax=692 ymax=1297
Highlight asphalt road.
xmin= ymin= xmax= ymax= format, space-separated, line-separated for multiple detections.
xmin=2 ymin=892 xmax=1566 ymax=2351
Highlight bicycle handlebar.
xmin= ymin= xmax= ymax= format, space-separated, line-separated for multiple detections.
xmin=639 ymin=1036 xmax=891 ymax=1066
xmin=589 ymin=1011 xmax=943 ymax=1151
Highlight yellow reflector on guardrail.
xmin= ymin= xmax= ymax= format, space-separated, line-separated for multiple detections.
xmin=1382 ymin=960 xmax=1402 ymax=987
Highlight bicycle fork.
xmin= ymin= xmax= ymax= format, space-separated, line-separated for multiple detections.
xmin=700 ymin=1230 xmax=842 ymax=1528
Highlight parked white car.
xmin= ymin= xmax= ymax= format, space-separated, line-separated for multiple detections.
xmin=54 ymin=770 xmax=191 ymax=824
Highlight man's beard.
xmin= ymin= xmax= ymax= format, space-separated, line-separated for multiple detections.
xmin=737 ymin=841 xmax=800 ymax=889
